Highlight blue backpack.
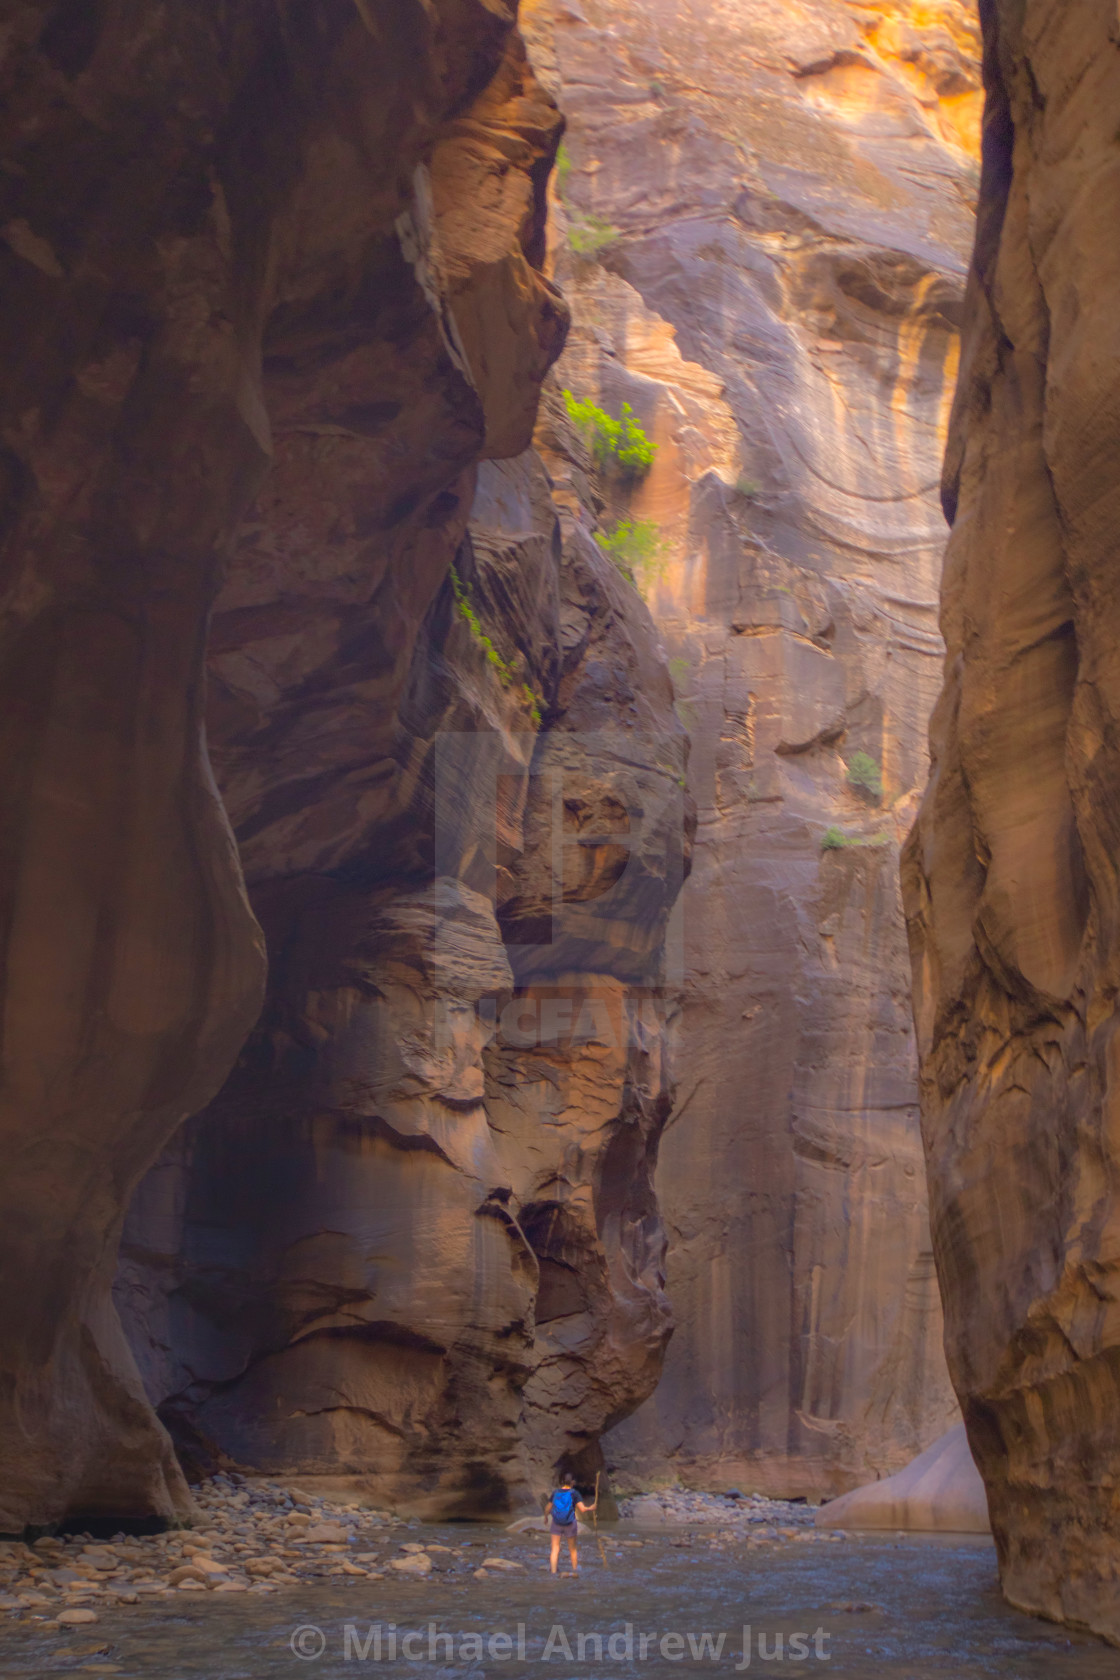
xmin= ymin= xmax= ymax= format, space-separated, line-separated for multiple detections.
xmin=551 ymin=1487 xmax=577 ymax=1523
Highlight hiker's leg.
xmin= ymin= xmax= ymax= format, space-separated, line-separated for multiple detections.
xmin=569 ymin=1538 xmax=579 ymax=1572
xmin=550 ymin=1534 xmax=560 ymax=1574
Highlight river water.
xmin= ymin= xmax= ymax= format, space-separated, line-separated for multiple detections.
xmin=0 ymin=1527 xmax=1113 ymax=1679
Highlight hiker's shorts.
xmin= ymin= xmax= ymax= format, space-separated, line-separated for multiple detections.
xmin=550 ymin=1518 xmax=578 ymax=1537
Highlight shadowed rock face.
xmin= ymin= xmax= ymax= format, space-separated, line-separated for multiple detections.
xmin=0 ymin=0 xmax=570 ymax=1532
xmin=525 ymin=0 xmax=979 ymax=1495
xmin=118 ymin=449 xmax=689 ymax=1515
xmin=903 ymin=0 xmax=1120 ymax=1647
xmin=108 ymin=0 xmax=690 ymax=1509
xmin=0 ymin=0 xmax=286 ymax=1535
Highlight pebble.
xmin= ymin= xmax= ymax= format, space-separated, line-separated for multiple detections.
xmin=618 ymin=1485 xmax=822 ymax=1537
xmin=389 ymin=1553 xmax=432 ymax=1576
xmin=0 ymin=1473 xmax=836 ymax=1625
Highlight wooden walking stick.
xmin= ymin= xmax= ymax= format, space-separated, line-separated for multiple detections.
xmin=592 ymin=1470 xmax=608 ymax=1567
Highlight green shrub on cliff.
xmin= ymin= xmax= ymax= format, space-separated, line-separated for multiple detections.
xmin=567 ymin=213 xmax=619 ymax=258
xmin=845 ymin=750 xmax=883 ymax=801
xmin=821 ymin=826 xmax=890 ymax=852
xmin=555 ymin=142 xmax=573 ymax=198
xmin=562 ymin=390 xmax=656 ymax=478
xmin=595 ymin=519 xmax=666 ymax=596
xmin=449 ymin=563 xmax=543 ymax=725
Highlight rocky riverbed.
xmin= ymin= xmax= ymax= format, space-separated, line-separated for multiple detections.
xmin=0 ymin=1479 xmax=844 ymax=1621
xmin=0 ymin=1518 xmax=1114 ymax=1678
xmin=1 ymin=1476 xmax=421 ymax=1615
xmin=616 ymin=1489 xmax=829 ymax=1538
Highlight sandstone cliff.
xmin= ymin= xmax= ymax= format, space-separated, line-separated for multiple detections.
xmin=525 ymin=0 xmax=979 ymax=1494
xmin=104 ymin=6 xmax=689 ymax=1517
xmin=904 ymin=0 xmax=1120 ymax=1646
xmin=118 ymin=451 xmax=688 ymax=1515
xmin=0 ymin=0 xmax=289 ymax=1536
xmin=1 ymin=0 xmax=647 ymax=1532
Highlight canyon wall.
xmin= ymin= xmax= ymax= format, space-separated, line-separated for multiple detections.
xmin=1 ymin=0 xmax=682 ymax=1532
xmin=526 ymin=0 xmax=980 ymax=1495
xmin=0 ymin=0 xmax=288 ymax=1536
xmin=108 ymin=10 xmax=689 ymax=1516
xmin=904 ymin=0 xmax=1120 ymax=1647
xmin=117 ymin=452 xmax=689 ymax=1516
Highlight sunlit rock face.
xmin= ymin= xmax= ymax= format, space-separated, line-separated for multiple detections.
xmin=525 ymin=0 xmax=980 ymax=1495
xmin=904 ymin=0 xmax=1120 ymax=1648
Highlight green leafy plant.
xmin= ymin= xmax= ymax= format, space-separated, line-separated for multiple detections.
xmin=555 ymin=141 xmax=573 ymax=198
xmin=449 ymin=563 xmax=543 ymax=725
xmin=567 ymin=213 xmax=619 ymax=259
xmin=845 ymin=750 xmax=883 ymax=802
xmin=667 ymin=656 xmax=696 ymax=726
xmin=735 ymin=475 xmax=761 ymax=500
xmin=595 ymin=519 xmax=666 ymax=596
xmin=649 ymin=78 xmax=666 ymax=99
xmin=562 ymin=390 xmax=657 ymax=478
xmin=821 ymin=825 xmax=890 ymax=852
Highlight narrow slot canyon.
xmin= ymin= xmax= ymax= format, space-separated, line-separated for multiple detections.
xmin=0 ymin=2 xmax=1118 ymax=1674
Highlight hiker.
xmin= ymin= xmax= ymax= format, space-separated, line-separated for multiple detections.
xmin=548 ymin=1473 xmax=596 ymax=1575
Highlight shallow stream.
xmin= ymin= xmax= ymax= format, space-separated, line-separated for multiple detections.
xmin=0 ymin=1526 xmax=1113 ymax=1680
